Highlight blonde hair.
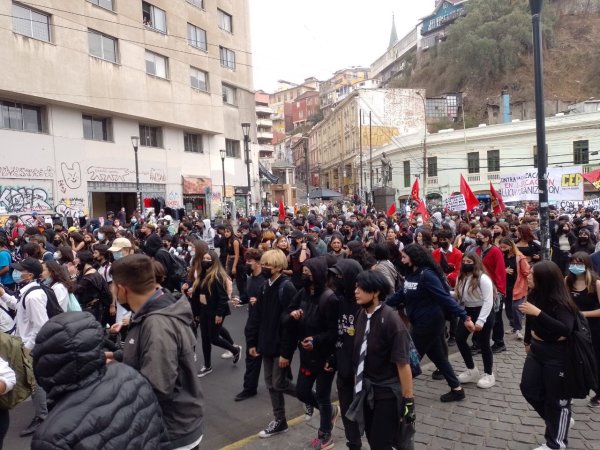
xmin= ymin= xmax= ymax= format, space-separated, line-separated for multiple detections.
xmin=260 ymin=249 xmax=288 ymax=270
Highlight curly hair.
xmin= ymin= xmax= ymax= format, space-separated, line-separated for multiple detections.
xmin=402 ymin=243 xmax=448 ymax=290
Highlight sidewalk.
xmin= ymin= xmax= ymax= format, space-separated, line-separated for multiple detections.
xmin=221 ymin=337 xmax=600 ymax=450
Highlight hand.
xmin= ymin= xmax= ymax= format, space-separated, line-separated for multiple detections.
xmin=290 ymin=309 xmax=303 ymax=320
xmin=518 ymin=301 xmax=541 ymax=317
xmin=524 ymin=344 xmax=531 ymax=354
xmin=0 ymin=286 xmax=4 ymax=297
xmin=301 ymin=337 xmax=314 ymax=351
xmin=464 ymin=319 xmax=476 ymax=333
xmin=122 ymin=316 xmax=130 ymax=326
xmin=249 ymin=347 xmax=260 ymax=357
xmin=249 ymin=296 xmax=257 ymax=306
xmin=215 ymin=315 xmax=223 ymax=325
xmin=278 ymin=357 xmax=290 ymax=368
xmin=109 ymin=304 xmax=116 ymax=316
xmin=105 ymin=352 xmax=114 ymax=364
xmin=232 ymin=267 xmax=237 ymax=276
xmin=474 ymin=324 xmax=483 ymax=332
xmin=109 ymin=322 xmax=122 ymax=335
xmin=182 ymin=283 xmax=189 ymax=292
xmin=505 ymin=267 xmax=514 ymax=275
xmin=324 ymin=361 xmax=334 ymax=372
xmin=401 ymin=397 xmax=416 ymax=423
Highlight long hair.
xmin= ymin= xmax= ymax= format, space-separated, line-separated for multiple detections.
xmin=517 ymin=224 xmax=535 ymax=243
xmin=499 ymin=237 xmax=523 ymax=257
xmin=201 ymin=250 xmax=229 ymax=296
xmin=566 ymin=251 xmax=600 ymax=294
xmin=44 ymin=260 xmax=75 ymax=293
xmin=456 ymin=252 xmax=488 ymax=300
xmin=529 ymin=260 xmax=578 ymax=314
xmin=402 ymin=243 xmax=448 ymax=290
xmin=190 ymin=239 xmax=209 ymax=291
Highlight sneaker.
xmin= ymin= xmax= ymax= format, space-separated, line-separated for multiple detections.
xmin=234 ymin=390 xmax=257 ymax=402
xmin=232 ymin=345 xmax=242 ymax=364
xmin=440 ymin=388 xmax=466 ymax=403
xmin=432 ymin=369 xmax=445 ymax=380
xmin=197 ymin=366 xmax=212 ymax=378
xmin=310 ymin=432 xmax=334 ymax=449
xmin=516 ymin=331 xmax=524 ymax=341
xmin=569 ymin=417 xmax=575 ymax=430
xmin=221 ymin=351 xmax=234 ymax=359
xmin=458 ymin=367 xmax=481 ymax=384
xmin=259 ymin=419 xmax=288 ymax=438
xmin=589 ymin=395 xmax=600 ymax=408
xmin=447 ymin=336 xmax=456 ymax=346
xmin=533 ymin=445 xmax=552 ymax=450
xmin=477 ymin=373 xmax=496 ymax=389
xmin=20 ymin=416 xmax=44 ymax=437
xmin=331 ymin=404 xmax=340 ymax=429
xmin=304 ymin=403 xmax=314 ymax=422
xmin=491 ymin=343 xmax=507 ymax=353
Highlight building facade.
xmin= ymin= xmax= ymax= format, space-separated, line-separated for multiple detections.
xmin=269 ymin=78 xmax=319 ymax=141
xmin=291 ymin=91 xmax=321 ymax=130
xmin=0 ymin=0 xmax=257 ymax=221
xmin=319 ymin=67 xmax=371 ymax=117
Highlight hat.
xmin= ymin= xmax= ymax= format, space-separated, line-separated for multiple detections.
xmin=163 ymin=215 xmax=172 ymax=222
xmin=108 ymin=238 xmax=133 ymax=252
xmin=291 ymin=230 xmax=305 ymax=239
xmin=11 ymin=258 xmax=42 ymax=277
xmin=309 ymin=227 xmax=321 ymax=233
xmin=328 ymin=266 xmax=342 ymax=277
xmin=68 ymin=226 xmax=78 ymax=233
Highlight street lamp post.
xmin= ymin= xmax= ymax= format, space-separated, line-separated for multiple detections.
xmin=530 ymin=0 xmax=550 ymax=260
xmin=220 ymin=149 xmax=226 ymax=217
xmin=241 ymin=123 xmax=251 ymax=217
xmin=130 ymin=136 xmax=142 ymax=214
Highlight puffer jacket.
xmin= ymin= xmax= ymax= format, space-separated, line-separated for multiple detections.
xmin=31 ymin=312 xmax=166 ymax=450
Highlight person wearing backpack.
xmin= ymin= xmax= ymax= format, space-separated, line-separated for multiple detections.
xmin=0 ymin=237 xmax=14 ymax=291
xmin=41 ymin=261 xmax=75 ymax=312
xmin=73 ymin=251 xmax=112 ymax=324
xmin=519 ymin=261 xmax=578 ymax=450
xmin=143 ymin=233 xmax=184 ymax=293
xmin=0 ymin=356 xmax=17 ymax=448
xmin=0 ymin=257 xmax=52 ymax=436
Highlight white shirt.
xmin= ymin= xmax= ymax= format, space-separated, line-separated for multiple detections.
xmin=0 ymin=302 xmax=15 ymax=333
xmin=0 ymin=357 xmax=16 ymax=394
xmin=51 ymin=282 xmax=70 ymax=312
xmin=456 ymin=273 xmax=494 ymax=327
xmin=1 ymin=281 xmax=49 ymax=350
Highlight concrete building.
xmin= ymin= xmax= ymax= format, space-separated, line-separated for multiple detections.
xmin=0 ymin=0 xmax=257 ymax=221
xmin=269 ymin=78 xmax=319 ymax=141
xmin=291 ymin=91 xmax=320 ymax=130
xmin=255 ymin=90 xmax=277 ymax=207
xmin=319 ymin=67 xmax=372 ymax=117
xmin=419 ymin=0 xmax=468 ymax=51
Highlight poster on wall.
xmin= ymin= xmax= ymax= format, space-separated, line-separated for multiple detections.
xmin=499 ymin=166 xmax=583 ymax=202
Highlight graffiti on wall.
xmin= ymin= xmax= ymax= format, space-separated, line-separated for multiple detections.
xmin=0 ymin=186 xmax=53 ymax=213
xmin=0 ymin=166 xmax=55 ymax=179
xmin=148 ymin=168 xmax=166 ymax=183
xmin=55 ymin=197 xmax=86 ymax=218
xmin=87 ymin=166 xmax=132 ymax=182
xmin=166 ymin=191 xmax=180 ymax=208
xmin=60 ymin=162 xmax=82 ymax=189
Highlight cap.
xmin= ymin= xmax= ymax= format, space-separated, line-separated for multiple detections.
xmin=309 ymin=227 xmax=321 ymax=233
xmin=291 ymin=230 xmax=305 ymax=239
xmin=108 ymin=238 xmax=133 ymax=252
xmin=68 ymin=226 xmax=78 ymax=233
xmin=164 ymin=215 xmax=172 ymax=222
xmin=328 ymin=266 xmax=342 ymax=277
xmin=11 ymin=258 xmax=43 ymax=277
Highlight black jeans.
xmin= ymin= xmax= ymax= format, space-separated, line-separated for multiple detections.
xmin=364 ymin=396 xmax=398 ymax=450
xmin=296 ymin=366 xmax=335 ymax=434
xmin=198 ymin=313 xmax=237 ymax=368
xmin=0 ymin=409 xmax=8 ymax=450
xmin=413 ymin=322 xmax=461 ymax=389
xmin=520 ymin=340 xmax=571 ymax=450
xmin=492 ymin=293 xmax=506 ymax=345
xmin=456 ymin=306 xmax=495 ymax=375
xmin=242 ymin=348 xmax=262 ymax=394
xmin=336 ymin=374 xmax=362 ymax=450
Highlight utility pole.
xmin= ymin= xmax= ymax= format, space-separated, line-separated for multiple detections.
xmin=304 ymin=136 xmax=310 ymax=204
xmin=417 ymin=92 xmax=427 ymax=200
xmin=369 ymin=111 xmax=373 ymax=201
xmin=359 ymin=109 xmax=364 ymax=204
xmin=530 ymin=0 xmax=549 ymax=260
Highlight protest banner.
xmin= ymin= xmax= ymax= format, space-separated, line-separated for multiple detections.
xmin=445 ymin=194 xmax=467 ymax=211
xmin=499 ymin=166 xmax=583 ymax=202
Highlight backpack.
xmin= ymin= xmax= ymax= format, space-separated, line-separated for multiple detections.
xmin=22 ymin=284 xmax=64 ymax=319
xmin=159 ymin=249 xmax=188 ymax=287
xmin=563 ymin=312 xmax=599 ymax=399
xmin=0 ymin=333 xmax=35 ymax=410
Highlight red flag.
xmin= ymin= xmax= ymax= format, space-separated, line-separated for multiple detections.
xmin=583 ymin=167 xmax=600 ymax=190
xmin=278 ymin=197 xmax=285 ymax=221
xmin=386 ymin=203 xmax=397 ymax=217
xmin=411 ymin=178 xmax=420 ymax=202
xmin=460 ymin=174 xmax=479 ymax=211
xmin=489 ymin=182 xmax=505 ymax=215
xmin=410 ymin=199 xmax=430 ymax=221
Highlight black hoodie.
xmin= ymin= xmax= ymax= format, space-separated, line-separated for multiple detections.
xmin=284 ymin=257 xmax=339 ymax=369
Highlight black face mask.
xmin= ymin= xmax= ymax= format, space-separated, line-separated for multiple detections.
xmin=579 ymin=237 xmax=589 ymax=243
xmin=117 ymin=287 xmax=133 ymax=312
xmin=475 ymin=238 xmax=484 ymax=247
xmin=201 ymin=261 xmax=212 ymax=271
xmin=327 ymin=227 xmax=334 ymax=232
xmin=261 ymin=267 xmax=273 ymax=278
xmin=301 ymin=273 xmax=313 ymax=287
xmin=462 ymin=263 xmax=475 ymax=273
xmin=439 ymin=242 xmax=449 ymax=250
xmin=332 ymin=277 xmax=345 ymax=295
xmin=379 ymin=226 xmax=386 ymax=231
xmin=77 ymin=263 xmax=86 ymax=273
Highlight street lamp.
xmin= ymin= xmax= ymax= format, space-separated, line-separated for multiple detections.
xmin=220 ymin=149 xmax=226 ymax=217
xmin=130 ymin=136 xmax=142 ymax=214
xmin=241 ymin=122 xmax=251 ymax=217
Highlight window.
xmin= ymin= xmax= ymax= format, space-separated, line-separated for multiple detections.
xmin=142 ymin=1 xmax=166 ymax=33
xmin=145 ymin=50 xmax=168 ymax=78
xmin=219 ymin=46 xmax=236 ymax=70
xmin=467 ymin=152 xmax=480 ymax=174
xmin=403 ymin=161 xmax=410 ymax=188
xmin=87 ymin=0 xmax=114 ymax=11
xmin=187 ymin=23 xmax=207 ymax=51
xmin=1 ymin=100 xmax=44 ymax=132
xmin=222 ymin=84 xmax=237 ymax=105
xmin=487 ymin=150 xmax=500 ymax=172
xmin=218 ymin=9 xmax=232 ymax=33
xmin=225 ymin=139 xmax=240 ymax=158
xmin=82 ymin=115 xmax=111 ymax=141
xmin=139 ymin=125 xmax=163 ymax=147
xmin=88 ymin=30 xmax=118 ymax=63
xmin=187 ymin=0 xmax=203 ymax=8
xmin=190 ymin=67 xmax=208 ymax=91
xmin=184 ymin=132 xmax=203 ymax=153
xmin=12 ymin=2 xmax=51 ymax=42
xmin=574 ymin=140 xmax=589 ymax=165
xmin=427 ymin=156 xmax=438 ymax=177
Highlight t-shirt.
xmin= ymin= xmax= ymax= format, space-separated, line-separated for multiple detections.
xmin=0 ymin=250 xmax=13 ymax=285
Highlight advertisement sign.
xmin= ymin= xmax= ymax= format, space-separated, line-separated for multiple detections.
xmin=499 ymin=167 xmax=583 ymax=202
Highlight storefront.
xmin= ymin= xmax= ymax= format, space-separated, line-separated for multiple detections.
xmin=182 ymin=176 xmax=212 ymax=218
xmin=88 ymin=181 xmax=166 ymax=218
xmin=234 ymin=186 xmax=249 ymax=215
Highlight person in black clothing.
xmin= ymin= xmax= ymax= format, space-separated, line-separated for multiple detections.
xmin=235 ymin=248 xmax=266 ymax=402
xmin=74 ymin=251 xmax=111 ymax=324
xmin=329 ymin=259 xmax=363 ymax=450
xmin=143 ymin=233 xmax=181 ymax=292
xmin=519 ymin=260 xmax=578 ymax=450
xmin=570 ymin=228 xmax=596 ymax=255
xmin=285 ymin=257 xmax=340 ymax=449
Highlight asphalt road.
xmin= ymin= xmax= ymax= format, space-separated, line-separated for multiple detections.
xmin=4 ymin=305 xmax=306 ymax=449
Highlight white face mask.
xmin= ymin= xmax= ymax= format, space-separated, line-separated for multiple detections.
xmin=53 ymin=251 xmax=61 ymax=259
xmin=97 ymin=233 xmax=105 ymax=241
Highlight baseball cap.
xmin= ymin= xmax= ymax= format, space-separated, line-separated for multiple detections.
xmin=290 ymin=230 xmax=305 ymax=239
xmin=108 ymin=238 xmax=133 ymax=252
xmin=11 ymin=257 xmax=43 ymax=277
xmin=68 ymin=226 xmax=78 ymax=233
xmin=309 ymin=227 xmax=321 ymax=233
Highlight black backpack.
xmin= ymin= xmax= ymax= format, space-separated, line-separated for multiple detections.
xmin=22 ymin=284 xmax=64 ymax=319
xmin=563 ymin=312 xmax=599 ymax=399
xmin=159 ymin=249 xmax=188 ymax=287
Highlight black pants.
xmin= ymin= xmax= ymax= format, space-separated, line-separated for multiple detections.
xmin=456 ymin=306 xmax=495 ymax=374
xmin=447 ymin=314 xmax=458 ymax=340
xmin=520 ymin=340 xmax=571 ymax=449
xmin=491 ymin=294 xmax=506 ymax=346
xmin=337 ymin=374 xmax=362 ymax=450
xmin=296 ymin=366 xmax=335 ymax=434
xmin=364 ymin=396 xmax=398 ymax=450
xmin=242 ymin=347 xmax=262 ymax=394
xmin=0 ymin=409 xmax=8 ymax=450
xmin=198 ymin=313 xmax=237 ymax=368
xmin=413 ymin=322 xmax=460 ymax=389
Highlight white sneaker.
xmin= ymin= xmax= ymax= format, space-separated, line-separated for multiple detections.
xmin=458 ymin=367 xmax=480 ymax=384
xmin=569 ymin=417 xmax=575 ymax=430
xmin=533 ymin=445 xmax=551 ymax=450
xmin=221 ymin=351 xmax=234 ymax=359
xmin=516 ymin=331 xmax=524 ymax=340
xmin=477 ymin=373 xmax=496 ymax=389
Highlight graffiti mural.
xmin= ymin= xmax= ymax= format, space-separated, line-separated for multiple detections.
xmin=0 ymin=186 xmax=53 ymax=213
xmin=55 ymin=197 xmax=86 ymax=218
xmin=166 ymin=191 xmax=180 ymax=208
xmin=87 ymin=166 xmax=132 ymax=182
xmin=0 ymin=165 xmax=54 ymax=179
xmin=148 ymin=168 xmax=167 ymax=183
xmin=60 ymin=162 xmax=82 ymax=189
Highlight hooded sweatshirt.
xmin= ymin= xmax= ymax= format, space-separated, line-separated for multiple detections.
xmin=201 ymin=219 xmax=215 ymax=249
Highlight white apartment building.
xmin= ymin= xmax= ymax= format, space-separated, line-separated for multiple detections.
xmin=0 ymin=0 xmax=257 ymax=221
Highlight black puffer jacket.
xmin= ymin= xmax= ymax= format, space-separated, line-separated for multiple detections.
xmin=31 ymin=312 xmax=166 ymax=450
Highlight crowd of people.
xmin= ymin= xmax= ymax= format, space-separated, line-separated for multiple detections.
xmin=0 ymin=201 xmax=598 ymax=450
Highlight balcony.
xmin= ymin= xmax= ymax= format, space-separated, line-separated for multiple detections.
xmin=467 ymin=175 xmax=481 ymax=183
xmin=257 ymin=131 xmax=273 ymax=140
xmin=256 ymin=105 xmax=274 ymax=115
xmin=487 ymin=173 xmax=500 ymax=181
xmin=256 ymin=118 xmax=273 ymax=127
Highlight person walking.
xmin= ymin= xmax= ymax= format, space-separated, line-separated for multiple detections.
xmin=499 ymin=238 xmax=530 ymax=340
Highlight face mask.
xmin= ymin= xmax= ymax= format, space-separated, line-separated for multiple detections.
xmin=261 ymin=267 xmax=273 ymax=278
xmin=579 ymin=237 xmax=589 ymax=242
xmin=188 ymin=246 xmax=194 ymax=252
xmin=333 ymin=278 xmax=345 ymax=295
xmin=439 ymin=242 xmax=449 ymax=250
xmin=53 ymin=251 xmax=61 ymax=259
xmin=379 ymin=226 xmax=386 ymax=231
xmin=301 ymin=273 xmax=313 ymax=287
xmin=116 ymin=287 xmax=133 ymax=312
xmin=176 ymin=246 xmax=183 ymax=253
xmin=475 ymin=238 xmax=484 ymax=247
xmin=569 ymin=264 xmax=586 ymax=276
xmin=201 ymin=261 xmax=212 ymax=271
xmin=190 ymin=251 xmax=195 ymax=258
xmin=462 ymin=263 xmax=474 ymax=273
xmin=113 ymin=251 xmax=124 ymax=261
xmin=43 ymin=277 xmax=53 ymax=286
xmin=77 ymin=263 xmax=86 ymax=272
xmin=12 ymin=270 xmax=23 ymax=285
xmin=97 ymin=233 xmax=105 ymax=241
xmin=131 ymin=218 xmax=137 ymax=224
xmin=53 ymin=239 xmax=61 ymax=246
xmin=327 ymin=227 xmax=334 ymax=232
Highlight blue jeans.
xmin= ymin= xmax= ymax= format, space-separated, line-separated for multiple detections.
xmin=512 ymin=298 xmax=526 ymax=331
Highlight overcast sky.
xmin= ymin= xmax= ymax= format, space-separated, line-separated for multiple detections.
xmin=249 ymin=1 xmax=435 ymax=93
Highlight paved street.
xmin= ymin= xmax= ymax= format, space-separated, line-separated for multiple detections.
xmin=5 ymin=308 xmax=600 ymax=449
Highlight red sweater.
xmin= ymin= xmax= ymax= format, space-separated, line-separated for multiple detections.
xmin=432 ymin=246 xmax=462 ymax=288
xmin=476 ymin=245 xmax=506 ymax=295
